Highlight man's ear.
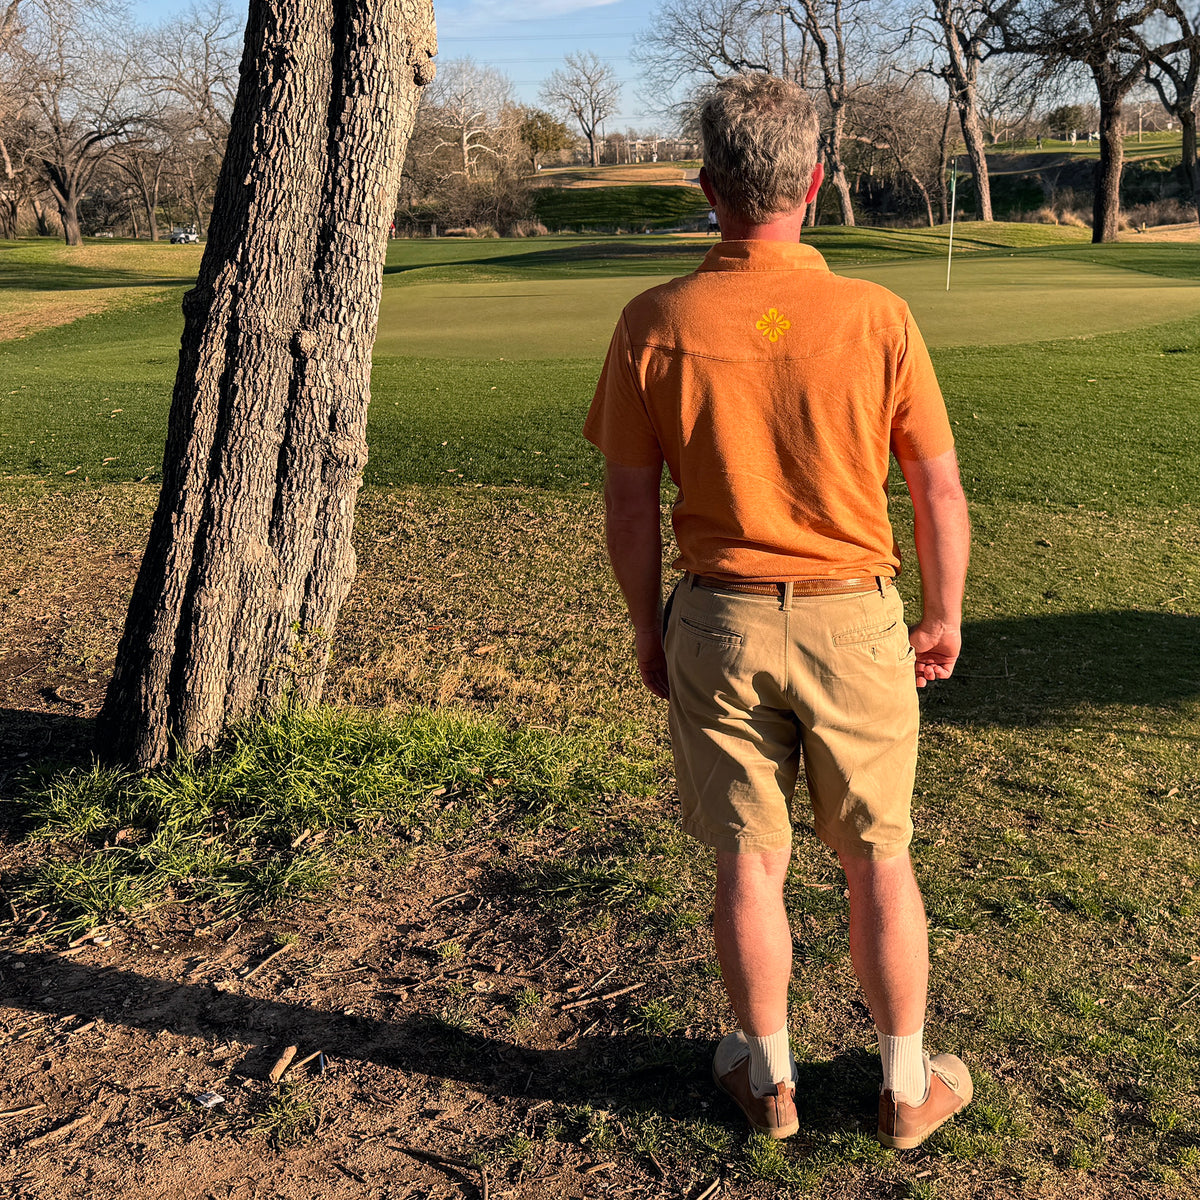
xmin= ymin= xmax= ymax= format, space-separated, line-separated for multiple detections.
xmin=698 ymin=166 xmax=718 ymax=207
xmin=804 ymin=162 xmax=824 ymax=205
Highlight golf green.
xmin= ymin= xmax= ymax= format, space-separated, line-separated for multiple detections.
xmin=373 ymin=257 xmax=1200 ymax=360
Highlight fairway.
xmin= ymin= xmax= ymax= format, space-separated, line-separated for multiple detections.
xmin=376 ymin=256 xmax=1200 ymax=359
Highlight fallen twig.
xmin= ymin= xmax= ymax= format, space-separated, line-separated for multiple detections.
xmin=0 ymin=1105 xmax=46 ymax=1119
xmin=565 ymin=966 xmax=616 ymax=996
xmin=560 ymin=982 xmax=647 ymax=1011
xmin=693 ymin=1179 xmax=721 ymax=1200
xmin=268 ymin=1045 xmax=299 ymax=1084
xmin=24 ymin=1112 xmax=93 ymax=1149
xmin=241 ymin=942 xmax=292 ymax=980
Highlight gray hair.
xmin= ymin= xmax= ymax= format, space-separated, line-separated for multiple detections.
xmin=699 ymin=73 xmax=821 ymax=223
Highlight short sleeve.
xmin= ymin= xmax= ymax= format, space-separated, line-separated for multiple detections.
xmin=583 ymin=313 xmax=664 ymax=468
xmin=890 ymin=310 xmax=955 ymax=461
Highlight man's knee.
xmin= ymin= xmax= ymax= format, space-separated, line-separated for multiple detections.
xmin=716 ymin=847 xmax=792 ymax=900
xmin=839 ymin=849 xmax=918 ymax=901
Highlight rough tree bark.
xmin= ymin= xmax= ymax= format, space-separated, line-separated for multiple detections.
xmin=1183 ymin=109 xmax=1199 ymax=201
xmin=955 ymin=84 xmax=993 ymax=220
xmin=1093 ymin=79 xmax=1125 ymax=242
xmin=96 ymin=0 xmax=437 ymax=768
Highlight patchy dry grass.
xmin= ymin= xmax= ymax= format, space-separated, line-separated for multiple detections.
xmin=1 ymin=480 xmax=1197 ymax=1197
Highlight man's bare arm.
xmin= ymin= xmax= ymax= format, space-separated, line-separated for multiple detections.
xmin=897 ymin=448 xmax=970 ymax=689
xmin=603 ymin=460 xmax=669 ymax=699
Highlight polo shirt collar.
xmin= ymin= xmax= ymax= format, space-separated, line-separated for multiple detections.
xmin=697 ymin=240 xmax=829 ymax=273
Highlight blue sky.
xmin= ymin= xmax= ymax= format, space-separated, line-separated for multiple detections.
xmin=132 ymin=0 xmax=662 ymax=130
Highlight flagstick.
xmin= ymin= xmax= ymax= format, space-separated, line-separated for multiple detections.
xmin=946 ymin=157 xmax=958 ymax=292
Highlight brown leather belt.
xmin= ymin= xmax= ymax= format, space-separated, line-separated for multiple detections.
xmin=694 ymin=575 xmax=890 ymax=597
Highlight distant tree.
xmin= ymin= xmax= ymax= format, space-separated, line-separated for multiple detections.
xmin=851 ymin=75 xmax=946 ymax=225
xmin=423 ymin=57 xmax=513 ymax=176
xmin=1044 ymin=101 xmax=1088 ymax=135
xmin=519 ymin=106 xmax=571 ymax=169
xmin=636 ymin=0 xmax=874 ymax=225
xmin=16 ymin=0 xmax=141 ymax=244
xmin=988 ymin=0 xmax=1164 ymax=242
xmin=112 ymin=122 xmax=169 ymax=239
xmin=635 ymin=0 xmax=775 ymax=87
xmin=150 ymin=0 xmax=239 ymax=146
xmin=910 ymin=0 xmax=999 ymax=219
xmin=787 ymin=0 xmax=875 ymax=225
xmin=0 ymin=0 xmax=30 ymax=237
xmin=540 ymin=51 xmax=621 ymax=167
xmin=1145 ymin=0 xmax=1199 ymax=203
xmin=97 ymin=0 xmax=438 ymax=768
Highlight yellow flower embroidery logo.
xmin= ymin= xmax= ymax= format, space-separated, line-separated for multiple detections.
xmin=756 ymin=308 xmax=790 ymax=343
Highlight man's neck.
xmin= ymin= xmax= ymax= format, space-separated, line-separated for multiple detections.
xmin=713 ymin=208 xmax=809 ymax=242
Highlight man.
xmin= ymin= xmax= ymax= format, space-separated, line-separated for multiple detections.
xmin=584 ymin=73 xmax=973 ymax=1148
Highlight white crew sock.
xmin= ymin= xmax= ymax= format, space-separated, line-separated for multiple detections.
xmin=745 ymin=1025 xmax=794 ymax=1097
xmin=878 ymin=1027 xmax=928 ymax=1105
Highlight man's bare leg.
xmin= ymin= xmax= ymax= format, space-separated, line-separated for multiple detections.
xmin=840 ymin=850 xmax=930 ymax=1104
xmin=713 ymin=848 xmax=793 ymax=1035
xmin=839 ymin=851 xmax=929 ymax=1034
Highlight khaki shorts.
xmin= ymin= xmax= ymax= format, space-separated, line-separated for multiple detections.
xmin=664 ymin=575 xmax=919 ymax=860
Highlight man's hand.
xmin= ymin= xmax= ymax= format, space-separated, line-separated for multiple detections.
xmin=908 ymin=617 xmax=961 ymax=688
xmin=635 ymin=626 xmax=670 ymax=699
xmin=898 ymin=449 xmax=970 ymax=692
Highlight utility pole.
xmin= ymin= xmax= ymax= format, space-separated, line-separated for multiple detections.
xmin=777 ymin=6 xmax=788 ymax=79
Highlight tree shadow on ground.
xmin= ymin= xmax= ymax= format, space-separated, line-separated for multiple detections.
xmin=0 ymin=950 xmax=878 ymax=1141
xmin=0 ymin=263 xmax=195 ymax=291
xmin=924 ymin=610 xmax=1200 ymax=725
xmin=0 ymin=709 xmax=94 ymax=821
xmin=381 ymin=240 xmax=710 ymax=278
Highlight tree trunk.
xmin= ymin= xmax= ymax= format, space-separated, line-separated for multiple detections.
xmin=938 ymin=97 xmax=953 ymax=224
xmin=59 ymin=198 xmax=82 ymax=245
xmin=588 ymin=131 xmax=599 ymax=167
xmin=0 ymin=139 xmax=16 ymax=238
xmin=828 ymin=106 xmax=854 ymax=225
xmin=1093 ymin=84 xmax=1124 ymax=243
xmin=129 ymin=200 xmax=140 ymax=239
xmin=187 ymin=167 xmax=206 ymax=236
xmin=956 ymin=86 xmax=993 ymax=221
xmin=909 ymin=171 xmax=935 ymax=228
xmin=32 ymin=197 xmax=53 ymax=236
xmin=49 ymin=180 xmax=83 ymax=245
xmin=96 ymin=0 xmax=437 ymax=769
xmin=132 ymin=169 xmax=160 ymax=242
xmin=1181 ymin=107 xmax=1198 ymax=209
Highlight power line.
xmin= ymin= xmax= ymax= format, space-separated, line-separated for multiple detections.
xmin=440 ymin=33 xmax=639 ymax=41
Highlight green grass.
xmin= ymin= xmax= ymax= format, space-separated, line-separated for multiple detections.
xmin=5 ymin=234 xmax=1200 ymax=494
xmin=10 ymin=704 xmax=653 ymax=935
xmin=532 ymin=184 xmax=710 ymax=230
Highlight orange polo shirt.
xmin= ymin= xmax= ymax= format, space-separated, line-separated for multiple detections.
xmin=583 ymin=240 xmax=954 ymax=582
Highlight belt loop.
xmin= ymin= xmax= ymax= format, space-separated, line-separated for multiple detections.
xmin=688 ymin=572 xmax=697 ymax=590
xmin=877 ymin=576 xmax=886 ymax=595
xmin=781 ymin=581 xmax=794 ymax=611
